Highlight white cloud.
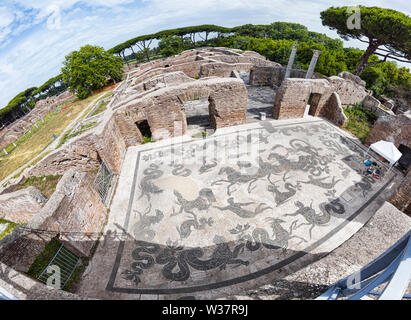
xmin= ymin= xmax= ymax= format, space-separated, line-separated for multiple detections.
xmin=0 ymin=0 xmax=410 ymax=107
xmin=0 ymin=6 xmax=14 ymax=28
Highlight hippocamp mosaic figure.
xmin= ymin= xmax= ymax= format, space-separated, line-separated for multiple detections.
xmin=214 ymin=197 xmax=271 ymax=218
xmin=139 ymin=163 xmax=163 ymax=201
xmin=299 ymin=175 xmax=342 ymax=190
xmin=354 ymin=175 xmax=376 ymax=197
xmin=172 ymin=188 xmax=216 ymax=215
xmin=133 ymin=206 xmax=164 ymax=241
xmin=176 ymin=213 xmax=214 ymax=239
xmin=267 ymin=175 xmax=302 ymax=207
xmin=243 ymin=218 xmax=306 ymax=252
xmin=320 ymin=198 xmax=345 ymax=217
xmin=212 ymin=166 xmax=263 ymax=195
xmin=154 ymin=236 xmax=249 ymax=282
xmin=122 ymin=240 xmax=160 ymax=285
xmin=285 ymin=200 xmax=330 ymax=239
xmin=199 ymin=157 xmax=218 ymax=174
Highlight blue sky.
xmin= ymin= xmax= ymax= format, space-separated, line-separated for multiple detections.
xmin=0 ymin=0 xmax=410 ymax=107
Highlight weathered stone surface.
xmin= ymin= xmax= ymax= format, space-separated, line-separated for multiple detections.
xmin=0 ymin=261 xmax=88 ymax=300
xmin=389 ymin=171 xmax=411 ymax=213
xmin=362 ymin=95 xmax=395 ymax=117
xmin=249 ymin=66 xmax=323 ymax=87
xmin=273 ymin=78 xmax=332 ymax=119
xmin=119 ymin=78 xmax=248 ymax=139
xmin=319 ymin=92 xmax=347 ymax=127
xmin=337 ymin=71 xmax=366 ymax=87
xmin=327 ymin=75 xmax=368 ymax=106
xmin=365 ymin=114 xmax=411 ymax=148
xmin=28 ymin=134 xmax=101 ymax=177
xmin=0 ymin=169 xmax=107 ymax=271
xmin=0 ymin=187 xmax=47 ymax=224
xmin=272 ymin=72 xmax=370 ymax=121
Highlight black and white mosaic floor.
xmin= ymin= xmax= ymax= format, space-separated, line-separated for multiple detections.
xmin=79 ymin=118 xmax=396 ymax=299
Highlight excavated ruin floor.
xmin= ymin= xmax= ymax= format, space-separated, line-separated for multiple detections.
xmin=78 ymin=117 xmax=402 ymax=300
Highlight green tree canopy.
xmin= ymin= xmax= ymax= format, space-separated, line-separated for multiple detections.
xmin=320 ymin=6 xmax=411 ymax=75
xmin=61 ymin=45 xmax=123 ymax=99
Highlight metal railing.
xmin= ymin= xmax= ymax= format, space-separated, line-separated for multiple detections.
xmin=93 ymin=160 xmax=113 ymax=203
xmin=317 ymin=230 xmax=411 ymax=300
xmin=37 ymin=244 xmax=80 ymax=289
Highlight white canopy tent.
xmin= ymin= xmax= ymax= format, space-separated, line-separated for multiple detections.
xmin=365 ymin=140 xmax=402 ymax=175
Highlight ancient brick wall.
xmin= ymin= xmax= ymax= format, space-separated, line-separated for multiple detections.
xmin=249 ymin=66 xmax=322 ymax=87
xmin=273 ymin=78 xmax=332 ymax=119
xmin=120 ymin=78 xmax=248 ymax=140
xmin=389 ymin=171 xmax=411 ymax=213
xmin=365 ymin=114 xmax=411 ymax=213
xmin=0 ymin=169 xmax=107 ymax=271
xmin=319 ymin=92 xmax=347 ymax=127
xmin=365 ymin=114 xmax=411 ymax=148
xmin=327 ymin=73 xmax=368 ymax=106
xmin=200 ymin=62 xmax=253 ymax=78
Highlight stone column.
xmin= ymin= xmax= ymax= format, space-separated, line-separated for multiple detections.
xmin=305 ymin=50 xmax=322 ymax=79
xmin=284 ymin=44 xmax=298 ymax=79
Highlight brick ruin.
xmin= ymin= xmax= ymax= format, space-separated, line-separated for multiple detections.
xmin=366 ymin=113 xmax=411 ymax=214
xmin=0 ymin=90 xmax=75 ymax=151
xmin=0 ymin=47 xmax=409 ymax=298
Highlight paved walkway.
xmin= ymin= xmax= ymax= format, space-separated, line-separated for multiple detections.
xmin=78 ymin=117 xmax=402 ymax=299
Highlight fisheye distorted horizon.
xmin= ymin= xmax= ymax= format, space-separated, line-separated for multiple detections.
xmin=0 ymin=0 xmax=410 ymax=107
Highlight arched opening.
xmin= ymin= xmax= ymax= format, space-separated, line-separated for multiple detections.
xmin=306 ymin=92 xmax=322 ymax=116
xmin=183 ymin=96 xmax=216 ymax=138
xmin=135 ymin=119 xmax=152 ymax=142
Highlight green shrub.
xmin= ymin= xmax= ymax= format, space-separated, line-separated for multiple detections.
xmin=343 ymin=104 xmax=377 ymax=143
xmin=17 ymin=174 xmax=61 ymax=198
xmin=27 ymin=238 xmax=62 ymax=279
xmin=142 ymin=136 xmax=152 ymax=144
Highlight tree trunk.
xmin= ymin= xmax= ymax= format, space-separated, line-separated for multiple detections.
xmin=354 ymin=40 xmax=381 ymax=76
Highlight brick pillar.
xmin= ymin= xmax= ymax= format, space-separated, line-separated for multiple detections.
xmin=305 ymin=50 xmax=322 ymax=79
xmin=284 ymin=44 xmax=298 ymax=79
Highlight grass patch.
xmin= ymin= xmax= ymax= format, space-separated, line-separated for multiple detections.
xmin=0 ymin=92 xmax=105 ymax=182
xmin=343 ymin=104 xmax=377 ymax=143
xmin=90 ymin=100 xmax=109 ymax=117
xmin=25 ymin=237 xmax=90 ymax=292
xmin=16 ymin=174 xmax=61 ymax=198
xmin=57 ymin=122 xmax=97 ymax=148
xmin=142 ymin=136 xmax=153 ymax=144
xmin=26 ymin=238 xmax=62 ymax=279
xmin=63 ymin=256 xmax=89 ymax=291
xmin=0 ymin=218 xmax=19 ymax=240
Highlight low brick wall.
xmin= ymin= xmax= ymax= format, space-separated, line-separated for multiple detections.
xmin=362 ymin=95 xmax=395 ymax=118
xmin=273 ymin=78 xmax=333 ymax=119
xmin=0 ymin=169 xmax=107 ymax=271
xmin=319 ymin=92 xmax=347 ymax=127
xmin=365 ymin=114 xmax=411 ymax=148
xmin=365 ymin=114 xmax=411 ymax=213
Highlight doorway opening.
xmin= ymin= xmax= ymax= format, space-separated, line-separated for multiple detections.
xmin=306 ymin=92 xmax=322 ymax=116
xmin=184 ymin=96 xmax=215 ymax=138
xmin=136 ymin=119 xmax=152 ymax=142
